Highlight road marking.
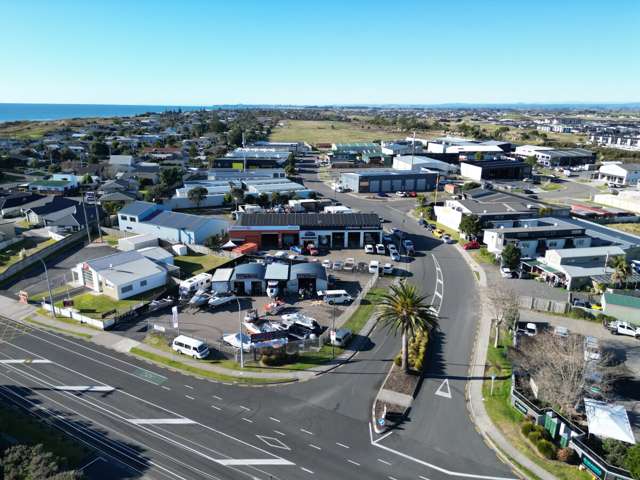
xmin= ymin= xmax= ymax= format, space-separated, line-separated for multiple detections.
xmin=212 ymin=395 xmax=222 ymax=400
xmin=127 ymin=418 xmax=196 ymax=425
xmin=369 ymin=423 xmax=516 ymax=479
xmin=300 ymin=428 xmax=314 ymax=435
xmin=300 ymin=467 xmax=314 ymax=474
xmin=242 ymin=418 xmax=253 ymax=423
xmin=389 ymin=476 xmax=399 ymax=480
xmin=435 ymin=378 xmax=452 ymax=399
xmin=420 ymin=476 xmax=431 ymax=480
xmin=79 ymin=456 xmax=104 ymax=471
xmin=274 ymin=430 xmax=285 ymax=436
xmin=308 ymin=444 xmax=321 ymax=450
xmin=215 ymin=458 xmax=294 ymax=466
xmin=183 ymin=384 xmax=194 ymax=389
xmin=0 ymin=359 xmax=52 ymax=364
xmin=378 ymin=458 xmax=392 ymax=466
xmin=256 ymin=435 xmax=290 ymax=450
xmin=161 ymin=386 xmax=171 ymax=391
xmin=210 ymin=405 xmax=221 ymax=411
xmin=239 ymin=405 xmax=251 ymax=411
xmin=269 ymin=416 xmax=281 ymax=423
xmin=347 ymin=459 xmax=360 ymax=466
xmin=185 ymin=394 xmax=194 ymax=400
xmin=53 ymin=385 xmax=115 ymax=392
xmin=374 ymin=430 xmax=394 ymax=443
xmin=336 ymin=442 xmax=350 ymax=449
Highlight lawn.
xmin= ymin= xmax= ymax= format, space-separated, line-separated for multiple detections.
xmin=270 ymin=120 xmax=407 ymax=144
xmin=0 ymin=237 xmax=57 ymax=273
xmin=174 ymin=253 xmax=231 ymax=276
xmin=482 ymin=334 xmax=592 ymax=480
xmin=54 ymin=290 xmax=162 ymax=318
xmin=30 ymin=284 xmax=74 ymax=302
xmin=98 ymin=234 xmax=121 ymax=246
xmin=608 ymin=223 xmax=640 ymax=236
xmin=540 ymin=181 xmax=564 ymax=192
xmin=471 ymin=247 xmax=499 ymax=265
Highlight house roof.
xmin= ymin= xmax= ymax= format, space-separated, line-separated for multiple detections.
xmin=29 ymin=197 xmax=78 ymax=215
xmin=237 ymin=212 xmax=381 ymax=229
xmin=0 ymin=192 xmax=44 ymax=210
xmin=99 ymin=191 xmax=137 ymax=202
xmin=118 ymin=201 xmax=160 ymax=217
xmin=85 ymin=250 xmax=165 ymax=285
xmin=603 ymin=292 xmax=640 ymax=310
xmin=30 ymin=180 xmax=71 ymax=188
xmin=144 ymin=210 xmax=217 ymax=232
xmin=264 ymin=262 xmax=289 ymax=281
xmin=137 ymin=246 xmax=173 ymax=262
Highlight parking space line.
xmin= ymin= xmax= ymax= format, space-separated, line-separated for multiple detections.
xmin=389 ymin=476 xmax=399 ymax=480
xmin=184 ymin=384 xmax=194 ymax=389
xmin=242 ymin=418 xmax=253 ymax=424
xmin=336 ymin=442 xmax=350 ymax=449
xmin=269 ymin=416 xmax=281 ymax=423
xmin=239 ymin=405 xmax=251 ymax=411
xmin=347 ymin=459 xmax=360 ymax=466
xmin=161 ymin=386 xmax=171 ymax=391
xmin=210 ymin=405 xmax=221 ymax=411
xmin=308 ymin=444 xmax=321 ymax=450
xmin=212 ymin=395 xmax=222 ymax=400
xmin=378 ymin=459 xmax=392 ymax=466
xmin=300 ymin=467 xmax=314 ymax=474
xmin=300 ymin=428 xmax=314 ymax=435
xmin=185 ymin=395 xmax=194 ymax=400
xmin=274 ymin=430 xmax=285 ymax=436
xmin=419 ymin=476 xmax=431 ymax=480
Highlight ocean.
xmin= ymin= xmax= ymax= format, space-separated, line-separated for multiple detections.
xmin=0 ymin=103 xmax=210 ymax=123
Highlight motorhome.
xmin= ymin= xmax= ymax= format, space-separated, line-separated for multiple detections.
xmin=179 ymin=273 xmax=213 ymax=298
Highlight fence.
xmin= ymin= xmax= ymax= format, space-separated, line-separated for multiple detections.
xmin=519 ymin=295 xmax=569 ymax=314
xmin=40 ymin=301 xmax=114 ymax=330
xmin=511 ymin=381 xmax=633 ymax=480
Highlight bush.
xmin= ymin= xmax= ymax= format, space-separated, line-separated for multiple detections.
xmin=528 ymin=431 xmax=542 ymax=444
xmin=568 ymin=308 xmax=595 ymax=320
xmin=407 ymin=330 xmax=428 ymax=371
xmin=521 ymin=422 xmax=535 ymax=436
xmin=394 ymin=355 xmax=402 ymax=367
xmin=603 ymin=438 xmax=630 ymax=468
xmin=624 ymin=444 xmax=640 ymax=479
xmin=557 ymin=447 xmax=578 ymax=464
xmin=536 ymin=439 xmax=557 ymax=460
xmin=596 ymin=313 xmax=617 ymax=324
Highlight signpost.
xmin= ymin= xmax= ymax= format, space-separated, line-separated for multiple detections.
xmin=171 ymin=306 xmax=179 ymax=334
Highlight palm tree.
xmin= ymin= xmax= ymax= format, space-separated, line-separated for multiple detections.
xmin=610 ymin=256 xmax=631 ymax=288
xmin=377 ymin=281 xmax=438 ymax=373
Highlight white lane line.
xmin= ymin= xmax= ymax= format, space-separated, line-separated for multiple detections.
xmin=389 ymin=476 xmax=399 ymax=480
xmin=374 ymin=430 xmax=394 ymax=443
xmin=300 ymin=428 xmax=314 ymax=435
xmin=239 ymin=405 xmax=251 ymax=411
xmin=242 ymin=418 xmax=254 ymax=424
xmin=300 ymin=467 xmax=314 ymax=474
xmin=161 ymin=386 xmax=171 ymax=391
xmin=215 ymin=458 xmax=294 ymax=466
xmin=347 ymin=459 xmax=360 ymax=466
xmin=0 ymin=359 xmax=52 ymax=364
xmin=184 ymin=394 xmax=194 ymax=400
xmin=269 ymin=416 xmax=281 ymax=423
xmin=127 ymin=418 xmax=196 ymax=425
xmin=274 ymin=430 xmax=285 ymax=436
xmin=79 ymin=456 xmax=104 ymax=471
xmin=54 ymin=385 xmax=115 ymax=392
xmin=420 ymin=476 xmax=431 ymax=480
xmin=210 ymin=405 xmax=221 ymax=411
xmin=183 ymin=384 xmax=194 ymax=389
xmin=308 ymin=444 xmax=321 ymax=450
xmin=212 ymin=395 xmax=222 ymax=401
xmin=336 ymin=442 xmax=350 ymax=449
xmin=378 ymin=458 xmax=392 ymax=466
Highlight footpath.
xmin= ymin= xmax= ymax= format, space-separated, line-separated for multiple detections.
xmin=0 ymin=295 xmax=379 ymax=385
xmin=455 ymin=246 xmax=557 ymax=480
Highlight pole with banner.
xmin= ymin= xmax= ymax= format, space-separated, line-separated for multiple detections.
xmin=172 ymin=306 xmax=179 ymax=335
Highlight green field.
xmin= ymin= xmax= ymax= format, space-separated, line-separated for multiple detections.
xmin=270 ymin=120 xmax=417 ymax=144
xmin=54 ymin=289 xmax=162 ymax=318
xmin=174 ymin=253 xmax=231 ymax=275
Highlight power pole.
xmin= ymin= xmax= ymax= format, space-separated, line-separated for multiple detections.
xmin=93 ymin=191 xmax=102 ymax=243
xmin=81 ymin=196 xmax=92 ymax=243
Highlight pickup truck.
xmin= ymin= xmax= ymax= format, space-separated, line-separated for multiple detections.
xmin=608 ymin=321 xmax=640 ymax=338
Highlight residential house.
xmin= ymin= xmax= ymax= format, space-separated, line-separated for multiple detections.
xmin=598 ymin=163 xmax=640 ymax=186
xmin=0 ymin=192 xmax=46 ymax=218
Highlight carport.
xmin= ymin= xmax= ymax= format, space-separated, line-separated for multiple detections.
xmin=230 ymin=263 xmax=266 ymax=296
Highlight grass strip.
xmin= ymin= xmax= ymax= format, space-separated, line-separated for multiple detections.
xmin=24 ymin=317 xmax=93 ymax=339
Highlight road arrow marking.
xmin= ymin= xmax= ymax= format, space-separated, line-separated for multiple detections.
xmin=435 ymin=378 xmax=452 ymax=399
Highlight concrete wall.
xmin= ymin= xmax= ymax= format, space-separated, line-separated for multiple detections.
xmin=434 ymin=206 xmax=463 ymax=231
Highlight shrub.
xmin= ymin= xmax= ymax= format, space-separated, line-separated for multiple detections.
xmin=624 ymin=444 xmax=640 ymax=479
xmin=394 ymin=355 xmax=402 ymax=367
xmin=603 ymin=438 xmax=630 ymax=468
xmin=521 ymin=422 xmax=535 ymax=436
xmin=596 ymin=313 xmax=617 ymax=324
xmin=536 ymin=439 xmax=557 ymax=460
xmin=557 ymin=447 xmax=577 ymax=464
xmin=528 ymin=431 xmax=542 ymax=444
xmin=568 ymin=308 xmax=595 ymax=320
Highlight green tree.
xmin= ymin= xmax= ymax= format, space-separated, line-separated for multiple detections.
xmin=459 ymin=214 xmax=481 ymax=238
xmin=143 ymin=185 xmax=165 ymax=203
xmin=90 ymin=141 xmax=109 ymax=158
xmin=187 ymin=186 xmax=208 ymax=208
xmin=101 ymin=201 xmax=124 ymax=215
xmin=625 ymin=444 xmax=640 ymax=479
xmin=256 ymin=193 xmax=269 ymax=208
xmin=377 ymin=281 xmax=438 ymax=373
xmin=230 ymin=186 xmax=244 ymax=207
xmin=81 ymin=173 xmax=93 ymax=184
xmin=284 ymin=163 xmax=296 ymax=177
xmin=1 ymin=444 xmax=80 ymax=480
xmin=461 ymin=181 xmax=481 ymax=191
xmin=160 ymin=167 xmax=182 ymax=187
xmin=610 ymin=256 xmax=631 ymax=288
xmin=223 ymin=192 xmax=233 ymax=205
xmin=205 ymin=234 xmax=227 ymax=250
xmin=501 ymin=243 xmax=521 ymax=270
xmin=48 ymin=163 xmax=61 ymax=173
xmin=188 ymin=144 xmax=198 ymax=158
xmin=270 ymin=191 xmax=281 ymax=206
xmin=524 ymin=155 xmax=538 ymax=168
xmin=227 ymin=127 xmax=243 ymax=147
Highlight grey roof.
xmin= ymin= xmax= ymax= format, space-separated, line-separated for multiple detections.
xmin=461 ymin=159 xmax=528 ymax=169
xmin=231 ymin=262 xmax=266 ymax=280
xmin=29 ymin=197 xmax=78 ymax=215
xmin=484 ymin=218 xmax=581 ymax=234
xmin=265 ymin=262 xmax=289 ymax=281
xmin=341 ymin=168 xmax=437 ymax=178
xmin=540 ymin=148 xmax=594 ymax=158
xmin=119 ymin=201 xmax=159 ymax=217
xmin=144 ymin=210 xmax=216 ymax=232
xmin=237 ymin=212 xmax=381 ymax=230
xmin=85 ymin=250 xmax=165 ymax=285
xmin=290 ymin=262 xmax=327 ymax=280
xmin=561 ymin=218 xmax=640 ymax=249
xmin=99 ymin=191 xmax=137 ymax=202
xmin=137 ymin=246 xmax=173 ymax=262
xmin=211 ymin=267 xmax=234 ymax=282
xmin=551 ymin=245 xmax=625 ymax=258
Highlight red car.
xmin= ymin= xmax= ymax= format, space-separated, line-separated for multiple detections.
xmin=463 ymin=240 xmax=481 ymax=250
xmin=306 ymin=243 xmax=319 ymax=256
xmin=408 ymin=192 xmax=417 ymax=197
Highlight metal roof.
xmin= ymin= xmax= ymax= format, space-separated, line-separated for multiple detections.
xmin=85 ymin=250 xmax=165 ymax=285
xmin=237 ymin=212 xmax=381 ymax=229
xmin=264 ymin=262 xmax=289 ymax=281
xmin=603 ymin=292 xmax=640 ymax=309
xmin=119 ymin=201 xmax=160 ymax=217
xmin=290 ymin=262 xmax=327 ymax=280
xmin=211 ymin=267 xmax=234 ymax=282
xmin=144 ymin=210 xmax=217 ymax=232
xmin=231 ymin=262 xmax=266 ymax=280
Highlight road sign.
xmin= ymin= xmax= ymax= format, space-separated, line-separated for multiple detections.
xmin=435 ymin=378 xmax=452 ymax=399
xmin=153 ymin=324 xmax=166 ymax=333
xmin=378 ymin=417 xmax=385 ymax=426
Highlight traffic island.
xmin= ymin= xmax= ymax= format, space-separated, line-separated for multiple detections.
xmin=372 ymin=362 xmax=418 ymax=433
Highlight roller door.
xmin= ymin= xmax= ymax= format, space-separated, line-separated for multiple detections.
xmin=392 ymin=179 xmax=403 ymax=191
xmin=405 ymin=179 xmax=415 ymax=191
xmin=381 ymin=180 xmax=392 ymax=192
xmin=416 ymin=178 xmax=427 ymax=191
xmin=369 ymin=180 xmax=380 ymax=192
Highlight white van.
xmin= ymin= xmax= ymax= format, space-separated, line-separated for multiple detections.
xmin=172 ymin=335 xmax=210 ymax=359
xmin=320 ymin=289 xmax=353 ymax=305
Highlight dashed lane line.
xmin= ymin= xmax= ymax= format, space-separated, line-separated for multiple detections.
xmin=210 ymin=405 xmax=221 ymax=411
xmin=274 ymin=430 xmax=285 ymax=436
xmin=242 ymin=418 xmax=254 ymax=424
xmin=269 ymin=416 xmax=281 ymax=423
xmin=300 ymin=467 xmax=314 ymax=474
xmin=378 ymin=459 xmax=392 ymax=466
xmin=308 ymin=444 xmax=321 ymax=451
xmin=347 ymin=459 xmax=360 ymax=466
xmin=184 ymin=395 xmax=194 ymax=400
xmin=183 ymin=384 xmax=194 ymax=390
xmin=212 ymin=395 xmax=222 ymax=400
xmin=300 ymin=428 xmax=314 ymax=435
xmin=336 ymin=442 xmax=350 ymax=449
xmin=239 ymin=405 xmax=251 ymax=411
xmin=161 ymin=386 xmax=171 ymax=391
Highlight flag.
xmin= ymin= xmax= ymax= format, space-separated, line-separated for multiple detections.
xmin=172 ymin=306 xmax=179 ymax=329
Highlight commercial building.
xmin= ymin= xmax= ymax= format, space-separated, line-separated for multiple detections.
xmin=424 ymin=137 xmax=507 ymax=157
xmin=381 ymin=140 xmax=422 ymax=156
xmin=28 ymin=180 xmax=75 ymax=194
xmin=230 ymin=263 xmax=266 ymax=296
xmin=229 ymin=212 xmax=382 ymax=249
xmin=602 ymin=292 xmax=640 ymax=323
xmin=460 ymin=159 xmax=531 ymax=181
xmin=483 ymin=217 xmax=592 ymax=258
xmin=519 ymin=147 xmax=595 ymax=167
xmin=287 ymin=262 xmax=328 ymax=294
xmin=214 ymin=148 xmax=290 ymax=169
xmin=71 ymin=250 xmax=167 ymax=300
xmin=392 ymin=155 xmax=458 ymax=174
xmin=598 ymin=163 xmax=640 ymax=186
xmin=250 ymin=141 xmax=310 ymax=153
xmin=118 ymin=201 xmax=228 ymax=245
xmin=339 ymin=169 xmax=438 ymax=193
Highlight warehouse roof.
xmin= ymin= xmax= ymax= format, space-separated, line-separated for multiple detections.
xmin=290 ymin=262 xmax=327 ymax=280
xmin=341 ymin=169 xmax=437 ymax=178
xmin=231 ymin=262 xmax=266 ymax=280
xmin=461 ymin=159 xmax=529 ymax=168
xmin=85 ymin=250 xmax=165 ymax=285
xmin=144 ymin=210 xmax=215 ymax=232
xmin=265 ymin=262 xmax=289 ymax=281
xmin=539 ymin=148 xmax=594 ymax=158
xmin=603 ymin=292 xmax=640 ymax=310
xmin=237 ymin=212 xmax=381 ymax=229
xmin=119 ymin=201 xmax=160 ymax=217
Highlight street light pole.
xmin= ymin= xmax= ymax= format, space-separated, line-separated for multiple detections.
xmin=40 ymin=259 xmax=55 ymax=318
xmin=93 ymin=191 xmax=103 ymax=243
xmin=236 ymin=297 xmax=244 ymax=368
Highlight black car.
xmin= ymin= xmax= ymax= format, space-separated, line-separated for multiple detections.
xmin=418 ymin=218 xmax=426 ymax=226
xmin=426 ymin=223 xmax=436 ymax=231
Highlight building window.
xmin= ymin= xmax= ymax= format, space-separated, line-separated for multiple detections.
xmin=121 ymin=285 xmax=133 ymax=294
xmin=129 ymin=217 xmax=137 ymax=222
xmin=140 ymin=280 xmax=147 ymax=287
xmin=120 ymin=215 xmax=127 ymax=221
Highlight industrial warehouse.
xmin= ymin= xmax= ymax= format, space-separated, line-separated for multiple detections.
xmin=338 ymin=168 xmax=438 ymax=193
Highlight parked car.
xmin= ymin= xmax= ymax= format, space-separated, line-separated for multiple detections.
xmin=408 ymin=192 xmax=417 ymax=197
xmin=330 ymin=328 xmax=352 ymax=347
xmin=402 ymin=239 xmax=414 ymax=250
xmin=343 ymin=258 xmax=355 ymax=272
xmin=442 ymin=234 xmax=453 ymax=244
xmin=332 ymin=260 xmax=344 ymax=270
xmin=382 ymin=263 xmax=394 ymax=275
xmin=608 ymin=321 xmax=640 ymax=338
xmin=433 ymin=229 xmax=444 ymax=239
xmin=376 ymin=192 xmax=388 ymax=198
xmin=266 ymin=281 xmax=280 ymax=298
xmin=426 ymin=223 xmax=436 ymax=231
xmin=516 ymin=323 xmax=538 ymax=337
xmin=172 ymin=335 xmax=209 ymax=359
xmin=368 ymin=260 xmax=380 ymax=274
xmin=395 ymin=191 xmax=408 ymax=197
xmin=417 ymin=218 xmax=426 ymax=226
xmin=375 ymin=243 xmax=386 ymax=255
xmin=500 ymin=267 xmax=514 ymax=278
xmin=319 ymin=289 xmax=353 ymax=305
xmin=290 ymin=245 xmax=303 ymax=254
xmin=463 ymin=240 xmax=480 ymax=250
xmin=306 ymin=243 xmax=319 ymax=256
xmin=322 ymin=259 xmax=332 ymax=269
xmin=390 ymin=251 xmax=401 ymax=262
xmin=364 ymin=244 xmax=375 ymax=254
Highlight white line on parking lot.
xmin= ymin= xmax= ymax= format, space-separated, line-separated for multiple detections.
xmin=274 ymin=430 xmax=285 ymax=436
xmin=300 ymin=428 xmax=314 ymax=435
xmin=184 ymin=384 xmax=194 ymax=389
xmin=210 ymin=405 xmax=221 ymax=411
xmin=269 ymin=416 xmax=281 ymax=423
xmin=212 ymin=395 xmax=222 ymax=400
xmin=185 ymin=394 xmax=194 ymax=400
xmin=161 ymin=386 xmax=171 ymax=391
xmin=300 ymin=467 xmax=314 ymax=474
xmin=336 ymin=442 xmax=350 ymax=449
xmin=242 ymin=418 xmax=253 ymax=424
xmin=389 ymin=476 xmax=399 ymax=480
xmin=420 ymin=476 xmax=431 ymax=480
xmin=378 ymin=459 xmax=392 ymax=466
xmin=239 ymin=405 xmax=251 ymax=411
xmin=308 ymin=444 xmax=321 ymax=450
xmin=347 ymin=459 xmax=360 ymax=466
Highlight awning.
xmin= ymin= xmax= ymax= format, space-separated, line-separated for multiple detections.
xmin=522 ymin=259 xmax=563 ymax=276
xmin=584 ymin=398 xmax=636 ymax=444
xmin=222 ymin=240 xmax=237 ymax=249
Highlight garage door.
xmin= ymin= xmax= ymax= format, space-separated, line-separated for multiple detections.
xmin=369 ymin=180 xmax=380 ymax=192
xmin=416 ymin=179 xmax=426 ymax=191
xmin=381 ymin=180 xmax=391 ymax=192
xmin=405 ymin=179 xmax=415 ymax=191
xmin=392 ymin=179 xmax=403 ymax=191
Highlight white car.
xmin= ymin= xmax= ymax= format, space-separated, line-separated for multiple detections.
xmin=266 ymin=281 xmax=279 ymax=298
xmin=332 ymin=260 xmax=344 ymax=270
xmin=364 ymin=244 xmax=374 ymax=254
xmin=274 ymin=251 xmax=287 ymax=258
xmin=368 ymin=260 xmax=380 ymax=274
xmin=383 ymin=263 xmax=394 ymax=274
xmin=442 ymin=234 xmax=453 ymax=244
xmin=322 ymin=259 xmax=332 ymax=269
xmin=500 ymin=267 xmax=513 ymax=278
xmin=390 ymin=251 xmax=401 ymax=262
xmin=388 ymin=244 xmax=398 ymax=254
xmin=343 ymin=258 xmax=355 ymax=271
xmin=395 ymin=191 xmax=408 ymax=197
xmin=375 ymin=244 xmax=386 ymax=255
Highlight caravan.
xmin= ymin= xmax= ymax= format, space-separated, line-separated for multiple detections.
xmin=179 ymin=273 xmax=213 ymax=298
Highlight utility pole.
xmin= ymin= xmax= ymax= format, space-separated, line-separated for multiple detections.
xmin=236 ymin=298 xmax=244 ymax=368
xmin=40 ymin=259 xmax=56 ymax=318
xmin=81 ymin=196 xmax=92 ymax=243
xmin=93 ymin=191 xmax=102 ymax=243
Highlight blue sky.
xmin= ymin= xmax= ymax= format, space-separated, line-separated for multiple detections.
xmin=1 ymin=0 xmax=638 ymax=105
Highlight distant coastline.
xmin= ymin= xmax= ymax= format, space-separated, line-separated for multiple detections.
xmin=1 ymin=101 xmax=639 ymax=123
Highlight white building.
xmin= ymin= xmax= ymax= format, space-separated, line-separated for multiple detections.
xmin=598 ymin=163 xmax=640 ymax=186
xmin=514 ymin=145 xmax=554 ymax=158
xmin=392 ymin=155 xmax=458 ymax=174
xmin=71 ymin=250 xmax=167 ymax=300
